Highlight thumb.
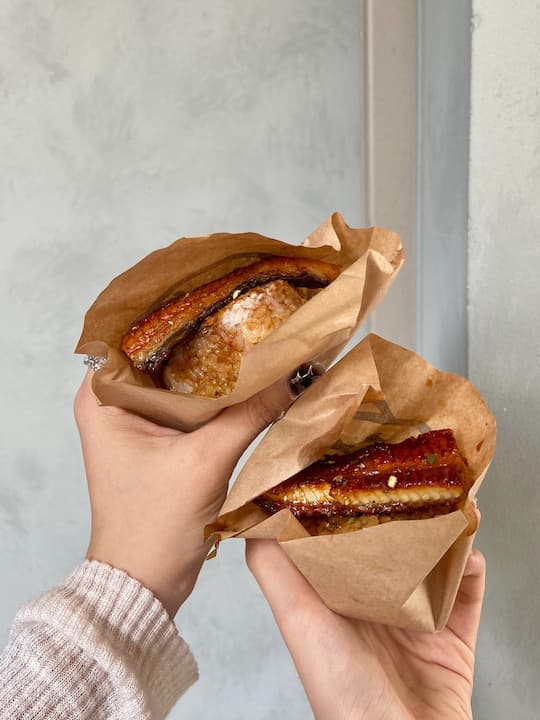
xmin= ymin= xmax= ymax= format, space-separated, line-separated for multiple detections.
xmin=196 ymin=362 xmax=324 ymax=459
xmin=246 ymin=539 xmax=325 ymax=624
xmin=446 ymin=548 xmax=486 ymax=650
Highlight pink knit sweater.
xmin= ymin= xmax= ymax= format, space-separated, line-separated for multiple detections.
xmin=0 ymin=561 xmax=198 ymax=719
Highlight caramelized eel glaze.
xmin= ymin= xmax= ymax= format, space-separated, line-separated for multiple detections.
xmin=122 ymin=256 xmax=339 ymax=375
xmin=256 ymin=429 xmax=471 ymax=520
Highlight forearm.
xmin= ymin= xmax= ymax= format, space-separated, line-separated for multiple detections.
xmin=0 ymin=561 xmax=198 ymax=719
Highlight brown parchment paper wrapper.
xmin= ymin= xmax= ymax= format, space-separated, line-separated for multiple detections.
xmin=75 ymin=213 xmax=403 ymax=431
xmin=213 ymin=334 xmax=496 ymax=632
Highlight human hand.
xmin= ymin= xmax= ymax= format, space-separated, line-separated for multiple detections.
xmin=74 ymin=364 xmax=319 ymax=617
xmin=247 ymin=535 xmax=485 ymax=720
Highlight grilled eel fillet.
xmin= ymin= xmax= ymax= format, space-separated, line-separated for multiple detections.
xmin=255 ymin=429 xmax=470 ymax=519
xmin=121 ymin=256 xmax=340 ymax=374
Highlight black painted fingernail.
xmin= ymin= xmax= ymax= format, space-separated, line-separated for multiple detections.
xmin=289 ymin=362 xmax=325 ymax=396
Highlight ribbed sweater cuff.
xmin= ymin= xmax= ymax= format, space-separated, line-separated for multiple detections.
xmin=12 ymin=561 xmax=198 ymax=718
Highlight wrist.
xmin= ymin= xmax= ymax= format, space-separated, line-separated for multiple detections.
xmin=85 ymin=543 xmax=204 ymax=618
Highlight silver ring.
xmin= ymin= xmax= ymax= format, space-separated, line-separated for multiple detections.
xmin=83 ymin=355 xmax=107 ymax=372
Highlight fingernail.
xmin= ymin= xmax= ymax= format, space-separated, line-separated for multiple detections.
xmin=288 ymin=361 xmax=325 ymax=396
xmin=83 ymin=355 xmax=107 ymax=372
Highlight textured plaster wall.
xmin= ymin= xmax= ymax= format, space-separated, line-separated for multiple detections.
xmin=469 ymin=2 xmax=540 ymax=718
xmin=0 ymin=2 xmax=361 ymax=718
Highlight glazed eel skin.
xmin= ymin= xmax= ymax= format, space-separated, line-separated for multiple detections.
xmin=256 ymin=429 xmax=471 ymax=519
xmin=121 ymin=256 xmax=339 ymax=374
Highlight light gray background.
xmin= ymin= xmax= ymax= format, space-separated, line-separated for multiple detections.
xmin=0 ymin=2 xmax=361 ymax=718
xmin=416 ymin=0 xmax=470 ymax=376
xmin=469 ymin=1 xmax=540 ymax=718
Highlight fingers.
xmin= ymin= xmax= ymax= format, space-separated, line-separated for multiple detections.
xmin=455 ymin=548 xmax=486 ymax=636
xmin=75 ymin=369 xmax=182 ymax=442
xmin=459 ymin=549 xmax=486 ymax=605
xmin=446 ymin=548 xmax=486 ymax=650
xmin=197 ymin=362 xmax=324 ymax=459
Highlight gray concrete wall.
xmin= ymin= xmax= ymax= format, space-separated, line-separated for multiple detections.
xmin=469 ymin=2 xmax=540 ymax=718
xmin=0 ymin=2 xmax=362 ymax=718
xmin=416 ymin=0 xmax=470 ymax=376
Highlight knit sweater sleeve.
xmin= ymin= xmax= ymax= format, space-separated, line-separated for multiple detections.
xmin=0 ymin=561 xmax=198 ymax=719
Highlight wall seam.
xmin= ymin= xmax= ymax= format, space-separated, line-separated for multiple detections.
xmin=363 ymin=0 xmax=375 ymax=335
xmin=415 ymin=0 xmax=424 ymax=357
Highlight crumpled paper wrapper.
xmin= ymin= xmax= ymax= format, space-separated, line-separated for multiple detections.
xmin=75 ymin=213 xmax=403 ymax=431
xmin=212 ymin=334 xmax=496 ymax=632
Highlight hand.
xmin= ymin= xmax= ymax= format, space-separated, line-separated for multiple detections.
xmin=74 ymin=367 xmax=308 ymax=618
xmin=246 ymin=536 xmax=485 ymax=720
